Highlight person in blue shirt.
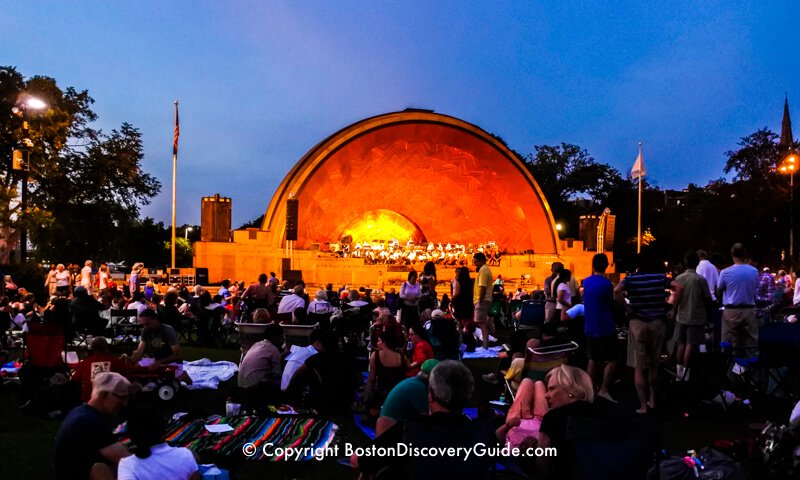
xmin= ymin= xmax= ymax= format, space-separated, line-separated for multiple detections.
xmin=580 ymin=254 xmax=619 ymax=403
xmin=716 ymin=243 xmax=760 ymax=358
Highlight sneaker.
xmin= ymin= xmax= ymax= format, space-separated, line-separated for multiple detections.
xmin=481 ymin=373 xmax=500 ymax=384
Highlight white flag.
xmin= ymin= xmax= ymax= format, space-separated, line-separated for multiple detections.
xmin=631 ymin=145 xmax=646 ymax=180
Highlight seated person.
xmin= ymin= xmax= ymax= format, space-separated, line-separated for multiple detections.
xmin=406 ymin=325 xmax=434 ymax=377
xmin=72 ymin=337 xmax=128 ymax=403
xmin=281 ymin=329 xmax=323 ymax=392
xmin=354 ymin=360 xmax=496 ymax=478
xmin=277 ymin=285 xmax=306 ymax=322
xmin=363 ymin=331 xmax=408 ymax=417
xmin=237 ymin=323 xmax=284 ymax=407
xmin=307 ymin=289 xmax=333 ymax=314
xmin=376 ymin=359 xmax=439 ymax=437
xmin=118 ymin=406 xmax=200 ymax=480
xmin=44 ymin=293 xmax=73 ymax=328
xmin=427 ymin=309 xmax=461 ymax=361
xmin=70 ymin=286 xmax=106 ymax=336
xmin=157 ymin=287 xmax=183 ymax=329
xmin=286 ymin=330 xmax=359 ymax=415
xmin=54 ymin=372 xmax=132 ymax=480
xmin=130 ymin=309 xmax=181 ymax=367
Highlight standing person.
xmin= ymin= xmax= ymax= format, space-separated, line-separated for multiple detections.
xmin=399 ymin=270 xmax=421 ymax=327
xmin=673 ymin=251 xmax=712 ymax=382
xmin=97 ymin=263 xmax=110 ymax=297
xmin=614 ymin=253 xmax=682 ymax=414
xmin=451 ymin=267 xmax=474 ymax=328
xmin=581 ymin=254 xmax=619 ymax=402
xmin=53 ymin=372 xmax=132 ymax=480
xmin=473 ymin=252 xmax=493 ymax=349
xmin=696 ymin=250 xmax=719 ymax=302
xmin=45 ymin=264 xmax=58 ymax=296
xmin=544 ymin=262 xmax=564 ymax=324
xmin=54 ymin=264 xmax=72 ymax=295
xmin=419 ymin=261 xmax=438 ymax=311
xmin=241 ymin=273 xmax=274 ymax=314
xmin=129 ymin=263 xmax=144 ymax=296
xmin=717 ymin=243 xmax=760 ymax=359
xmin=80 ymin=260 xmax=94 ymax=296
xmin=554 ymin=270 xmax=573 ymax=321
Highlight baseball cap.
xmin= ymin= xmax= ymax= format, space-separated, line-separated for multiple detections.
xmin=421 ymin=359 xmax=440 ymax=375
xmin=93 ymin=372 xmax=131 ymax=396
xmin=431 ymin=309 xmax=445 ymax=318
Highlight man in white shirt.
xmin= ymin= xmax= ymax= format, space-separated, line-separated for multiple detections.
xmin=696 ymin=250 xmax=719 ymax=302
xmin=277 ymin=285 xmax=306 ymax=321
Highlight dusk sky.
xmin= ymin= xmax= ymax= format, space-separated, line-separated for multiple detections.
xmin=3 ymin=2 xmax=799 ymax=228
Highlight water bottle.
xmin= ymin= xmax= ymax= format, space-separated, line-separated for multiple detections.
xmin=499 ymin=392 xmax=507 ymax=404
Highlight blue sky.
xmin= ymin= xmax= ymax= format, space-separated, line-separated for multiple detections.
xmin=3 ymin=1 xmax=799 ymax=227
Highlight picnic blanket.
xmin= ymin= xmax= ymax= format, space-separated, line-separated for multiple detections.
xmin=181 ymin=358 xmax=238 ymax=390
xmin=462 ymin=346 xmax=503 ymax=359
xmin=163 ymin=416 xmax=338 ymax=461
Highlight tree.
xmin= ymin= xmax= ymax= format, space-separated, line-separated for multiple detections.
xmin=724 ymin=128 xmax=782 ymax=184
xmin=0 ymin=66 xmax=160 ymax=263
xmin=524 ymin=143 xmax=628 ymax=237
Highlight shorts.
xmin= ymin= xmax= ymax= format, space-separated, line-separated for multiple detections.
xmin=627 ymin=319 xmax=666 ymax=369
xmin=673 ymin=323 xmax=705 ymax=345
xmin=473 ymin=301 xmax=490 ymax=324
xmin=721 ymin=308 xmax=759 ymax=358
xmin=587 ymin=335 xmax=619 ymax=362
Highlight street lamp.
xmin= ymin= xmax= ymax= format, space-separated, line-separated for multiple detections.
xmin=779 ymin=152 xmax=797 ymax=270
xmin=11 ymin=94 xmax=48 ymax=263
xmin=185 ymin=226 xmax=192 ymax=240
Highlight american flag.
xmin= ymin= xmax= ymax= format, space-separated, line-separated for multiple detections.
xmin=173 ymin=101 xmax=179 ymax=156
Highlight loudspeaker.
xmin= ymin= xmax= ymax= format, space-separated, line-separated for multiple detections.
xmin=195 ymin=268 xmax=209 ymax=285
xmin=286 ymin=199 xmax=299 ymax=241
xmin=283 ymin=270 xmax=303 ymax=287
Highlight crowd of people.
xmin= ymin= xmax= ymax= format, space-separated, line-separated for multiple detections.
xmin=7 ymin=241 xmax=800 ymax=479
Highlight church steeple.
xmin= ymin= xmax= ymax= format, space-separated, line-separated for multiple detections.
xmin=780 ymin=95 xmax=794 ymax=151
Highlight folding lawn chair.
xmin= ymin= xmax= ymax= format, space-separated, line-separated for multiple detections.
xmin=280 ymin=322 xmax=319 ymax=347
xmin=108 ymin=308 xmax=140 ymax=345
xmin=514 ymin=300 xmax=546 ymax=334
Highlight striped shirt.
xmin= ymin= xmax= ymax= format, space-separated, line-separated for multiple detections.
xmin=620 ymin=272 xmax=673 ymax=322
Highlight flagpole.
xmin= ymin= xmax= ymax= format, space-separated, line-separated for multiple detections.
xmin=637 ymin=142 xmax=643 ymax=254
xmin=171 ymin=100 xmax=178 ymax=270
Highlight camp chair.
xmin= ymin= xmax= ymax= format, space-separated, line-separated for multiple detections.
xmin=19 ymin=322 xmax=68 ymax=398
xmin=108 ymin=309 xmax=140 ymax=345
xmin=307 ymin=311 xmax=332 ymax=330
xmin=280 ymin=322 xmax=319 ymax=347
xmin=522 ymin=341 xmax=579 ymax=382
xmin=564 ymin=414 xmax=661 ymax=480
xmin=724 ymin=322 xmax=800 ymax=400
xmin=514 ymin=300 xmax=546 ymax=334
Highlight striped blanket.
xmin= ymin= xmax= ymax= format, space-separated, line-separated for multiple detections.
xmin=163 ymin=416 xmax=338 ymax=461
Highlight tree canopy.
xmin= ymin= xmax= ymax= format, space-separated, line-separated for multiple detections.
xmin=0 ymin=66 xmax=160 ymax=263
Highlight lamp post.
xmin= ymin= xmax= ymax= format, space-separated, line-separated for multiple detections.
xmin=779 ymin=152 xmax=797 ymax=270
xmin=11 ymin=95 xmax=48 ymax=263
xmin=185 ymin=226 xmax=192 ymax=241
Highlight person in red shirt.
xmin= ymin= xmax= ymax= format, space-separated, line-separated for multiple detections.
xmin=406 ymin=325 xmax=434 ymax=377
xmin=72 ymin=337 xmax=127 ymax=402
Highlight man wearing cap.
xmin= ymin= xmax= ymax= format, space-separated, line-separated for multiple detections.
xmin=54 ymin=372 xmax=132 ymax=479
xmin=130 ymin=309 xmax=181 ymax=366
xmin=375 ymin=359 xmax=439 ymax=437
xmin=473 ymin=252 xmax=494 ymax=349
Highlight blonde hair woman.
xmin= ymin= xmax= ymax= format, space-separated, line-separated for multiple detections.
xmin=497 ymin=364 xmax=594 ymax=452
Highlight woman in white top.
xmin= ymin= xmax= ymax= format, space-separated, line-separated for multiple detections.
xmin=54 ymin=264 xmax=72 ymax=295
xmin=555 ymin=270 xmax=573 ymax=320
xmin=117 ymin=406 xmax=200 ymax=480
xmin=399 ymin=270 xmax=421 ymax=327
